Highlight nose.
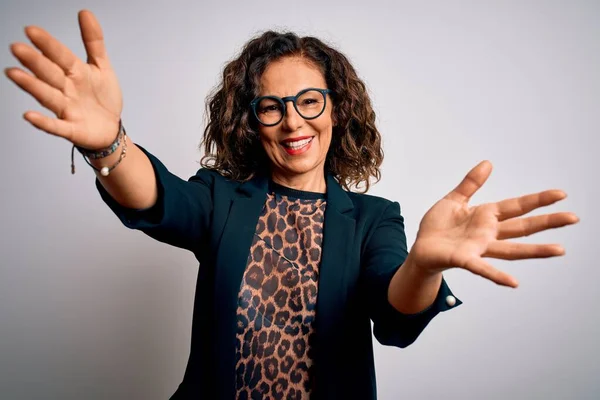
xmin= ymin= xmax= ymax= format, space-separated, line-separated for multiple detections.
xmin=281 ymin=100 xmax=304 ymax=132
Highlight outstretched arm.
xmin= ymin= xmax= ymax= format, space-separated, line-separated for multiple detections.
xmin=6 ymin=10 xmax=157 ymax=209
xmin=388 ymin=160 xmax=579 ymax=314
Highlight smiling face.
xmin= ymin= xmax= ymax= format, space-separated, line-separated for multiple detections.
xmin=256 ymin=57 xmax=334 ymax=191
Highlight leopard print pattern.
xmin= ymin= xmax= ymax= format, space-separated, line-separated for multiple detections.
xmin=235 ymin=191 xmax=326 ymax=400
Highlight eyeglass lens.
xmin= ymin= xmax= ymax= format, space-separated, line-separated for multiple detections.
xmin=255 ymin=89 xmax=326 ymax=125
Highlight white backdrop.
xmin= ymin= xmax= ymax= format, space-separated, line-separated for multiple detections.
xmin=1 ymin=1 xmax=598 ymax=399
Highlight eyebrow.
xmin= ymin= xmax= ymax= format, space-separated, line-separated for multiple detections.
xmin=258 ymin=87 xmax=325 ymax=97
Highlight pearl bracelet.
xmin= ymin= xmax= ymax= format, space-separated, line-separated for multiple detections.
xmin=71 ymin=123 xmax=128 ymax=176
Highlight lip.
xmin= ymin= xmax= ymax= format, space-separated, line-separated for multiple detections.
xmin=280 ymin=136 xmax=314 ymax=155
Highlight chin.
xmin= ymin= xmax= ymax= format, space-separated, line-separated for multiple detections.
xmin=283 ymin=161 xmax=317 ymax=175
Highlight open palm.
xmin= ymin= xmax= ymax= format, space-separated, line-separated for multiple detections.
xmin=410 ymin=161 xmax=579 ymax=287
xmin=5 ymin=10 xmax=122 ymax=149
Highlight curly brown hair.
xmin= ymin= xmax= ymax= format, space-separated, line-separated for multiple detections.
xmin=201 ymin=31 xmax=383 ymax=192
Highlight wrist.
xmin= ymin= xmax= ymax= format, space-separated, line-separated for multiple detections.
xmin=388 ymin=252 xmax=443 ymax=314
xmin=76 ymin=120 xmax=123 ymax=156
xmin=403 ymin=251 xmax=442 ymax=283
xmin=71 ymin=121 xmax=128 ymax=176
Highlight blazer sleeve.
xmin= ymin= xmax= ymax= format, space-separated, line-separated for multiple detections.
xmin=96 ymin=145 xmax=213 ymax=253
xmin=361 ymin=201 xmax=462 ymax=348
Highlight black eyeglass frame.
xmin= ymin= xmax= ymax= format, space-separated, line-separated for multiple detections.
xmin=250 ymin=88 xmax=333 ymax=127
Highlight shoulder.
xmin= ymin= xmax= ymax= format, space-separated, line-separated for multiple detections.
xmin=344 ymin=191 xmax=406 ymax=251
xmin=190 ymin=167 xmax=239 ymax=188
xmin=343 ymin=191 xmax=404 ymax=241
xmin=189 ymin=168 xmax=262 ymax=200
xmin=346 ymin=191 xmax=400 ymax=218
xmin=190 ymin=167 xmax=224 ymax=183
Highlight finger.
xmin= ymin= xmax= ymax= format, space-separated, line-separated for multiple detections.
xmin=10 ymin=42 xmax=66 ymax=90
xmin=23 ymin=111 xmax=74 ymax=139
xmin=5 ymin=67 xmax=67 ymax=117
xmin=495 ymin=190 xmax=567 ymax=221
xmin=497 ymin=212 xmax=580 ymax=240
xmin=445 ymin=160 xmax=492 ymax=203
xmin=462 ymin=256 xmax=518 ymax=287
xmin=78 ymin=10 xmax=111 ymax=68
xmin=25 ymin=25 xmax=82 ymax=74
xmin=484 ymin=241 xmax=565 ymax=260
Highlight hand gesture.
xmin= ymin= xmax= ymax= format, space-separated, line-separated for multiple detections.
xmin=5 ymin=10 xmax=122 ymax=149
xmin=410 ymin=161 xmax=579 ymax=287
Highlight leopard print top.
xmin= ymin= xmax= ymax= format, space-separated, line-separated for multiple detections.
xmin=235 ymin=184 xmax=326 ymax=400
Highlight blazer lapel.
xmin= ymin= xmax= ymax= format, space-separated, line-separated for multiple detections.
xmin=213 ymin=175 xmax=268 ymax=398
xmin=314 ymin=174 xmax=356 ymax=393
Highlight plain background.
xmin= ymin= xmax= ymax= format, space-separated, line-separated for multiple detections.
xmin=1 ymin=1 xmax=598 ymax=399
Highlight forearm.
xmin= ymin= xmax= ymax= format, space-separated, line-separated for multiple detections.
xmin=91 ymin=135 xmax=158 ymax=209
xmin=387 ymin=252 xmax=443 ymax=314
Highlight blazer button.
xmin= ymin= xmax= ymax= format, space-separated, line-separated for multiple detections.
xmin=445 ymin=295 xmax=457 ymax=307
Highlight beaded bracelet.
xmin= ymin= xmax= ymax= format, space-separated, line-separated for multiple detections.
xmin=71 ymin=123 xmax=128 ymax=176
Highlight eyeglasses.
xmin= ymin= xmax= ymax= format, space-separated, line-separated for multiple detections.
xmin=250 ymin=88 xmax=332 ymax=127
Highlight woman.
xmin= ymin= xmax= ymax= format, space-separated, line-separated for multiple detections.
xmin=5 ymin=10 xmax=578 ymax=400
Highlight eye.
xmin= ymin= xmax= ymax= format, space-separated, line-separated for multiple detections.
xmin=297 ymin=90 xmax=324 ymax=108
xmin=257 ymin=98 xmax=283 ymax=114
xmin=259 ymin=104 xmax=281 ymax=114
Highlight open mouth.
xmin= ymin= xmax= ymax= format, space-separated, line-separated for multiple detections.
xmin=281 ymin=137 xmax=314 ymax=155
xmin=283 ymin=137 xmax=313 ymax=150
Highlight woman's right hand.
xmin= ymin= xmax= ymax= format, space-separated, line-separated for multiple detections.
xmin=5 ymin=10 xmax=122 ymax=150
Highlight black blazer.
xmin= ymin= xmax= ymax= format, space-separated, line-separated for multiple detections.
xmin=98 ymin=146 xmax=461 ymax=399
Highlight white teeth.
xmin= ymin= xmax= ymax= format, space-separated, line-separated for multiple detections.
xmin=284 ymin=138 xmax=312 ymax=150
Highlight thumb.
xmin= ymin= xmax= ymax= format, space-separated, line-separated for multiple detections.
xmin=445 ymin=160 xmax=493 ymax=203
xmin=78 ymin=10 xmax=111 ymax=67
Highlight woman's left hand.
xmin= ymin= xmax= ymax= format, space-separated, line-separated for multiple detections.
xmin=409 ymin=160 xmax=579 ymax=287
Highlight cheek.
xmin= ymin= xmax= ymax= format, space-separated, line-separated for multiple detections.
xmin=258 ymin=128 xmax=279 ymax=147
xmin=319 ymin=130 xmax=332 ymax=150
xmin=319 ymin=110 xmax=334 ymax=146
xmin=315 ymin=122 xmax=333 ymax=153
xmin=258 ymin=131 xmax=285 ymax=165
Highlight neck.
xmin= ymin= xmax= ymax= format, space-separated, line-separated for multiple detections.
xmin=270 ymin=169 xmax=327 ymax=193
